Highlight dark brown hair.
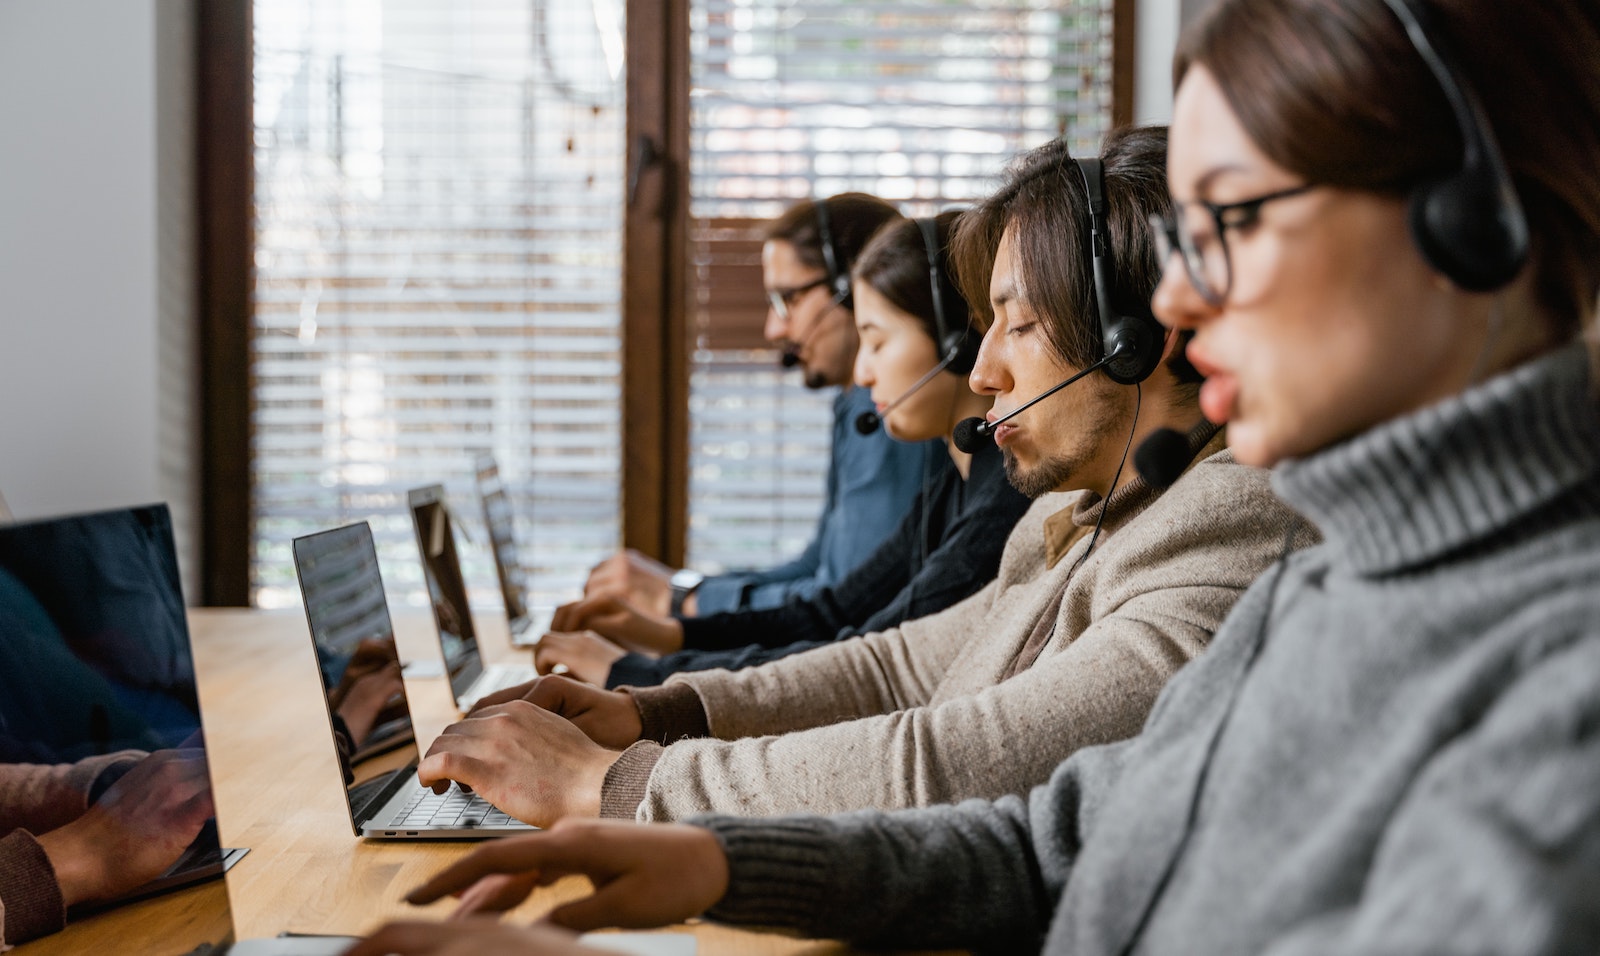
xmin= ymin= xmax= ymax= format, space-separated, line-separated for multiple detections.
xmin=765 ymin=193 xmax=902 ymax=281
xmin=1176 ymin=0 xmax=1600 ymax=353
xmin=949 ymin=126 xmax=1173 ymax=372
xmin=852 ymin=210 xmax=974 ymax=347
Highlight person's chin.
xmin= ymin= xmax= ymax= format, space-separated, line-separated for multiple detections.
xmin=803 ymin=367 xmax=846 ymax=390
xmin=1221 ymin=421 xmax=1280 ymax=469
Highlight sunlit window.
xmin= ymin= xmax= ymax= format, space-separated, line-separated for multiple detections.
xmin=685 ymin=0 xmax=1116 ymax=572
xmin=251 ymin=0 xmax=625 ymax=608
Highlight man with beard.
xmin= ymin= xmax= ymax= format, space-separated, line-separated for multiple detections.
xmin=410 ymin=128 xmax=1314 ymax=825
xmin=583 ymin=194 xmax=938 ymax=617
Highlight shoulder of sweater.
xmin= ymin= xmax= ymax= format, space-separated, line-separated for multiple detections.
xmin=1156 ymin=446 xmax=1287 ymax=517
xmin=1096 ymin=448 xmax=1314 ymax=572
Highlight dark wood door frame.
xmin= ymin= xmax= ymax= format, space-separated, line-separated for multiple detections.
xmin=620 ymin=0 xmax=692 ymax=567
xmin=196 ymin=0 xmax=253 ymax=606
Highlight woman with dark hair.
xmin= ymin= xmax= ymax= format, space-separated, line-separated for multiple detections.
xmin=346 ymin=1 xmax=1600 ymax=954
xmin=534 ymin=212 xmax=1032 ymax=688
xmin=583 ymin=193 xmax=935 ymax=620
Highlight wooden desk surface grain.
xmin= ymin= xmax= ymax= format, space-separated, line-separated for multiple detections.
xmin=20 ymin=608 xmax=953 ymax=956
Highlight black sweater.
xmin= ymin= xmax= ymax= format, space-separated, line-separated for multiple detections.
xmin=606 ymin=438 xmax=1031 ymax=688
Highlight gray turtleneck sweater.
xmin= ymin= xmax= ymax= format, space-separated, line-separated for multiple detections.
xmin=694 ymin=343 xmax=1600 ymax=955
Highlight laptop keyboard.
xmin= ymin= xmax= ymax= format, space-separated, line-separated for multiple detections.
xmin=473 ymin=665 xmax=536 ymax=700
xmin=392 ymin=786 xmax=517 ymax=828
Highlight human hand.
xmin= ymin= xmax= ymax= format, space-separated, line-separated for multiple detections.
xmin=469 ymin=676 xmax=644 ymax=751
xmin=344 ymin=918 xmax=593 ymax=956
xmin=35 ymin=748 xmax=214 ymax=906
xmin=406 ymin=818 xmax=729 ymax=931
xmin=535 ymin=631 xmax=628 ymax=685
xmin=416 ymin=700 xmax=616 ymax=826
xmin=550 ymin=596 xmax=683 ymax=655
xmin=582 ymin=550 xmax=675 ymax=617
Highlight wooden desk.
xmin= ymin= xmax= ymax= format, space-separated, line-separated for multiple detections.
xmin=22 ymin=609 xmax=941 ymax=955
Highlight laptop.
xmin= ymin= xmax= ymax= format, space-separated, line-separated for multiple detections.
xmin=408 ymin=484 xmax=536 ymax=710
xmin=292 ymin=521 xmax=534 ymax=839
xmin=0 ymin=504 xmax=247 ymax=915
xmin=474 ymin=455 xmax=553 ymax=647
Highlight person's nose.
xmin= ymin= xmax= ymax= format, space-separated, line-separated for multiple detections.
xmin=967 ymin=323 xmax=1009 ymax=399
xmin=853 ymin=348 xmax=875 ymax=388
xmin=763 ymin=304 xmax=790 ymax=344
xmin=1150 ymin=254 xmax=1214 ymax=333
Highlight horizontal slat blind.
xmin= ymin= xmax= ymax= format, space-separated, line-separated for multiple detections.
xmin=686 ymin=0 xmax=1116 ymax=573
xmin=251 ymin=0 xmax=625 ymax=610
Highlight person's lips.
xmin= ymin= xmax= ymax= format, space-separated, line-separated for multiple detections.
xmin=986 ymin=410 xmax=1018 ymax=447
xmin=1185 ymin=346 xmax=1239 ymax=425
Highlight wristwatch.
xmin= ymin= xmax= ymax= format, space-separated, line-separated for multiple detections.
xmin=669 ymin=568 xmax=705 ymax=616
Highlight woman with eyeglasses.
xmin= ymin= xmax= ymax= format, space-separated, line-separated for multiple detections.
xmin=344 ymin=1 xmax=1600 ymax=953
xmin=532 ymin=212 xmax=1033 ymax=688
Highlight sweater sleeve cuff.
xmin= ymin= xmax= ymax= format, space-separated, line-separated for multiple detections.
xmin=0 ymin=829 xmax=67 ymax=946
xmin=599 ymin=742 xmax=664 ymax=820
xmin=625 ymin=682 xmax=710 ymax=744
xmin=691 ymin=815 xmax=837 ymax=931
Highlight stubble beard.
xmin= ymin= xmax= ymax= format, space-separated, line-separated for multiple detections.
xmin=1004 ymin=449 xmax=1087 ymax=499
xmin=1001 ymin=385 xmax=1126 ymax=499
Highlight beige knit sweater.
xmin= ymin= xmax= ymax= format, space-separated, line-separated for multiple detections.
xmin=605 ymin=434 xmax=1315 ymax=822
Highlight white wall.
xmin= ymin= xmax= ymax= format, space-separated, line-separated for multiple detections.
xmin=1136 ymin=0 xmax=1182 ymax=126
xmin=0 ymin=0 xmax=199 ymax=598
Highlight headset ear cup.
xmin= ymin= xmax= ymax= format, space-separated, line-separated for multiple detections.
xmin=946 ymin=329 xmax=980 ymax=375
xmin=1102 ymin=314 xmax=1165 ymax=386
xmin=834 ymin=273 xmax=854 ymax=310
xmin=1408 ymin=172 xmax=1530 ymax=292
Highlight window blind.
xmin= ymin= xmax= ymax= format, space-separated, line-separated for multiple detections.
xmin=686 ymin=0 xmax=1117 ymax=572
xmin=251 ymin=0 xmax=626 ymax=610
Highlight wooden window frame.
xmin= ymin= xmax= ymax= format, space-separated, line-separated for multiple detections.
xmin=195 ymin=0 xmax=1137 ymax=603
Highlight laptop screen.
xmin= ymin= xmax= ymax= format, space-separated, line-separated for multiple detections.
xmin=291 ymin=523 xmax=421 ymax=820
xmin=407 ymin=486 xmax=484 ymax=702
xmin=474 ymin=456 xmax=530 ymax=635
xmin=0 ymin=503 xmax=234 ymax=946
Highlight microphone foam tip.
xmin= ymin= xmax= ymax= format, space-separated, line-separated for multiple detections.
xmin=951 ymin=417 xmax=989 ymax=454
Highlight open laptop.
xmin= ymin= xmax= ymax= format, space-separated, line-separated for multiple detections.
xmin=0 ymin=504 xmax=247 ymax=915
xmin=293 ymin=521 xmax=534 ymax=839
xmin=474 ymin=455 xmax=554 ymax=647
xmin=408 ymin=484 xmax=536 ymax=710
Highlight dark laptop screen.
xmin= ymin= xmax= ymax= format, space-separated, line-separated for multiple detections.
xmin=475 ymin=456 xmax=530 ymax=633
xmin=291 ymin=522 xmax=420 ymax=811
xmin=408 ymin=487 xmax=483 ymax=701
xmin=0 ymin=504 xmax=233 ymax=945
xmin=0 ymin=504 xmax=199 ymax=762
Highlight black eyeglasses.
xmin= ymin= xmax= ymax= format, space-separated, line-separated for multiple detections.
xmin=1150 ymin=183 xmax=1315 ymax=306
xmin=765 ymin=277 xmax=830 ymax=319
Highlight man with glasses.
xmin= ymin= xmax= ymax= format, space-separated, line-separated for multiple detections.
xmin=585 ymin=194 xmax=939 ymax=617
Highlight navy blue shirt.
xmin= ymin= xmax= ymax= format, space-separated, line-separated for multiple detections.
xmin=692 ymin=386 xmax=939 ymax=614
xmin=608 ymin=437 xmax=1030 ymax=688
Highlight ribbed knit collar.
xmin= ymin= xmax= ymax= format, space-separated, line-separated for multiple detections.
xmin=1272 ymin=343 xmax=1600 ymax=576
xmin=1043 ymin=419 xmax=1225 ymax=568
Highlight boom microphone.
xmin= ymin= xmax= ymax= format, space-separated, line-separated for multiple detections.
xmin=855 ymin=350 xmax=962 ymax=435
xmin=1133 ymin=427 xmax=1193 ymax=488
xmin=950 ymin=344 xmax=1127 ymax=454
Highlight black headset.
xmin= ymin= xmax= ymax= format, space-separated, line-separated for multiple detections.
xmin=814 ymin=198 xmax=855 ymax=308
xmin=1072 ymin=157 xmax=1164 ymax=386
xmin=1382 ymin=0 xmax=1528 ymax=292
xmin=916 ymin=216 xmax=982 ymax=375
